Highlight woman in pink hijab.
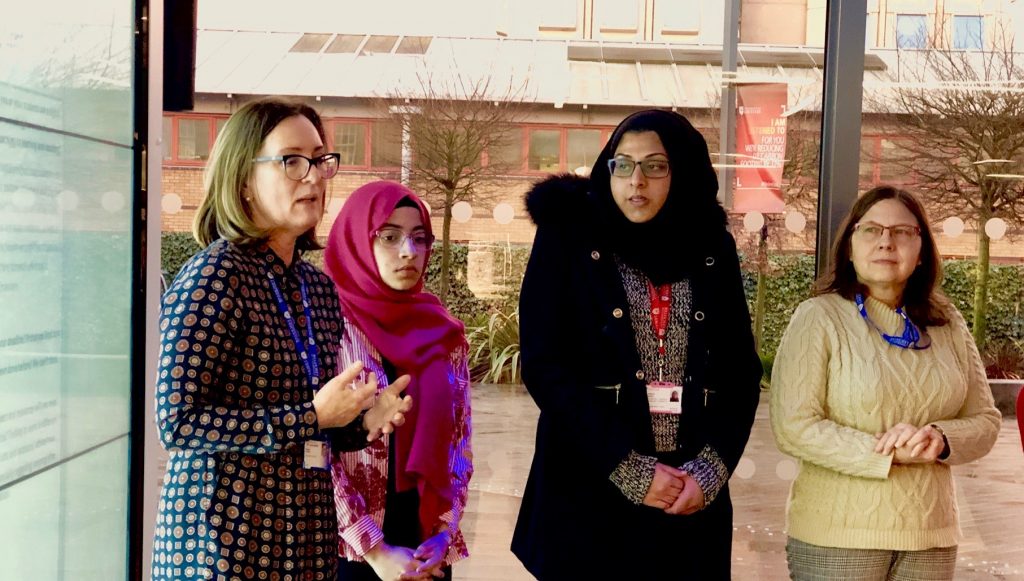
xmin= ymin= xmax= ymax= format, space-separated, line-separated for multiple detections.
xmin=324 ymin=181 xmax=473 ymax=581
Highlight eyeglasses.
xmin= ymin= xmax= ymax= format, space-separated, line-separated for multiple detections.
xmin=607 ymin=157 xmax=671 ymax=178
xmin=853 ymin=222 xmax=921 ymax=243
xmin=252 ymin=153 xmax=341 ymax=181
xmin=373 ymin=228 xmax=435 ymax=250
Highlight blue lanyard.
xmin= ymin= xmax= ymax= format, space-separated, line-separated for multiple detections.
xmin=854 ymin=293 xmax=930 ymax=350
xmin=267 ymin=271 xmax=320 ymax=389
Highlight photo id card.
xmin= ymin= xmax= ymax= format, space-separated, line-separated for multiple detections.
xmin=646 ymin=381 xmax=682 ymax=415
xmin=303 ymin=439 xmax=331 ymax=470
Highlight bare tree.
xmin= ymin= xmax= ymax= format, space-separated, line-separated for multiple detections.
xmin=374 ymin=74 xmax=530 ymax=302
xmin=867 ymin=24 xmax=1024 ymax=346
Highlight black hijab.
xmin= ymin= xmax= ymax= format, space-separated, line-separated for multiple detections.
xmin=589 ymin=109 xmax=727 ymax=285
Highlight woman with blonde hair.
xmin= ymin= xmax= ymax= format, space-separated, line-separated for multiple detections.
xmin=153 ymin=98 xmax=410 ymax=580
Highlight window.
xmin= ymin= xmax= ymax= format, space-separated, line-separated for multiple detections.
xmin=326 ymin=34 xmax=365 ymax=54
xmin=371 ymin=121 xmax=402 ymax=167
xmin=489 ymin=128 xmax=525 ymax=171
xmin=334 ymin=123 xmax=366 ymax=166
xmin=953 ymin=15 xmax=983 ymax=50
xmin=177 ymin=118 xmax=211 ymax=161
xmin=289 ymin=33 xmax=331 ymax=53
xmin=528 ymin=129 xmax=561 ymax=172
xmin=657 ymin=1 xmax=700 ymax=35
xmin=896 ymin=14 xmax=928 ymax=49
xmin=567 ymin=129 xmax=602 ymax=173
xmin=596 ymin=0 xmax=640 ymax=34
xmin=361 ymin=35 xmax=399 ymax=55
xmin=395 ymin=36 xmax=432 ymax=55
xmin=537 ymin=0 xmax=578 ymax=32
xmin=162 ymin=117 xmax=172 ymax=160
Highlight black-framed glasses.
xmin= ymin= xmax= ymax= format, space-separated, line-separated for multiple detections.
xmin=853 ymin=222 xmax=921 ymax=243
xmin=252 ymin=153 xmax=341 ymax=181
xmin=607 ymin=156 xmax=671 ymax=178
xmin=373 ymin=228 xmax=435 ymax=250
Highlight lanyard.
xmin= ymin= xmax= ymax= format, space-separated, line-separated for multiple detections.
xmin=267 ymin=271 xmax=321 ymax=389
xmin=646 ymin=280 xmax=672 ymax=380
xmin=854 ymin=293 xmax=930 ymax=350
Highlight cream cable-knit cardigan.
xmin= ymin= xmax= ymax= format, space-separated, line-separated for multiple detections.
xmin=770 ymin=293 xmax=1000 ymax=551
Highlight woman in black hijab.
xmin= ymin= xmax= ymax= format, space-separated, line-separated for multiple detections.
xmin=511 ymin=109 xmax=762 ymax=579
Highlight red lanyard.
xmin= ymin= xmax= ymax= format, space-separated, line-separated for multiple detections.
xmin=646 ymin=280 xmax=672 ymax=358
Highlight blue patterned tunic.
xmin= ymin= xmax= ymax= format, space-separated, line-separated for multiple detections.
xmin=152 ymin=240 xmax=363 ymax=581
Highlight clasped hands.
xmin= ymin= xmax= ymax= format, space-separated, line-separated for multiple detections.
xmin=364 ymin=531 xmax=451 ymax=581
xmin=874 ymin=422 xmax=946 ymax=464
xmin=642 ymin=463 xmax=705 ymax=515
xmin=313 ymin=361 xmax=414 ymax=441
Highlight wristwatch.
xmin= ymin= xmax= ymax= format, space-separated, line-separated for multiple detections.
xmin=929 ymin=424 xmax=950 ymax=460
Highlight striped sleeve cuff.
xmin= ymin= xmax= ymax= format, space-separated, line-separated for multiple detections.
xmin=609 ymin=451 xmax=658 ymax=505
xmin=680 ymin=445 xmax=730 ymax=507
xmin=339 ymin=514 xmax=385 ymax=557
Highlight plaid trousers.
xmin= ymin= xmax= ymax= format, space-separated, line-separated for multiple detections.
xmin=785 ymin=537 xmax=957 ymax=581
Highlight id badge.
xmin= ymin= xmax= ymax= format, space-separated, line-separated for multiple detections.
xmin=646 ymin=381 xmax=682 ymax=415
xmin=303 ymin=439 xmax=331 ymax=470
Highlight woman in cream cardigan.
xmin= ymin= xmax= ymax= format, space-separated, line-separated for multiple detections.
xmin=770 ymin=186 xmax=1000 ymax=581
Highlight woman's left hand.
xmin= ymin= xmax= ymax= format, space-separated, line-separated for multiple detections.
xmin=412 ymin=531 xmax=450 ymax=578
xmin=363 ymin=375 xmax=414 ymax=442
xmin=663 ymin=472 xmax=705 ymax=516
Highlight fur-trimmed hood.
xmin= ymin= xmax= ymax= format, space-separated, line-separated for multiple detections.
xmin=524 ymin=173 xmax=592 ymax=226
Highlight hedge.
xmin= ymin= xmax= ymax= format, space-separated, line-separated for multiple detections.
xmin=161 ymin=233 xmax=1024 ymax=357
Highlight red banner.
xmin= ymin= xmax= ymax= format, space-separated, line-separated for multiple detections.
xmin=734 ymin=83 xmax=788 ymax=213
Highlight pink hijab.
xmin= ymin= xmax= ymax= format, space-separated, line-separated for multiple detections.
xmin=324 ymin=180 xmax=466 ymax=537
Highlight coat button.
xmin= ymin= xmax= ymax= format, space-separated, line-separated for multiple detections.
xmin=612 ymin=308 xmax=624 ymax=318
xmin=635 ymin=370 xmax=645 ymax=380
xmin=694 ymin=311 xmax=705 ymax=321
xmin=591 ymin=250 xmax=601 ymax=260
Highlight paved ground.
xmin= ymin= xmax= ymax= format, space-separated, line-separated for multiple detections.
xmin=458 ymin=385 xmax=1024 ymax=581
xmin=149 ymin=385 xmax=1024 ymax=579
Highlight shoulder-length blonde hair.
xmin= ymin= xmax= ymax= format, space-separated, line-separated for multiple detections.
xmin=193 ymin=98 xmax=326 ymax=250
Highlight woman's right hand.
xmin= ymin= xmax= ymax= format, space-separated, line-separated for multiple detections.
xmin=312 ymin=361 xmax=377 ymax=429
xmin=641 ymin=463 xmax=686 ymax=509
xmin=364 ymin=542 xmax=430 ymax=581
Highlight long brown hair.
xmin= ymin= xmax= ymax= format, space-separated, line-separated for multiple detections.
xmin=193 ymin=98 xmax=326 ymax=250
xmin=814 ymin=185 xmax=948 ymax=328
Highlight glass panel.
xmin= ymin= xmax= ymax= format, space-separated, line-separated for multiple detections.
xmin=527 ymin=129 xmax=560 ymax=172
xmin=953 ymin=15 xmax=983 ymax=50
xmin=289 ymin=33 xmax=331 ymax=53
xmin=595 ymin=0 xmax=640 ymax=36
xmin=395 ymin=36 xmax=432 ymax=54
xmin=371 ymin=121 xmax=402 ymax=167
xmin=334 ymin=123 xmax=366 ymax=166
xmin=566 ymin=129 xmax=601 ymax=173
xmin=162 ymin=116 xmax=172 ymax=160
xmin=489 ymin=127 xmax=525 ymax=172
xmin=896 ymin=14 xmax=928 ymax=49
xmin=177 ymin=118 xmax=211 ymax=161
xmin=0 ymin=2 xmax=133 ymax=146
xmin=215 ymin=117 xmax=227 ymax=136
xmin=362 ymin=35 xmax=399 ymax=54
xmin=325 ymin=34 xmax=365 ymax=54
xmin=0 ymin=2 xmax=133 ymax=579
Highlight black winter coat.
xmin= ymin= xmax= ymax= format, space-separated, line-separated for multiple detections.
xmin=511 ymin=176 xmax=762 ymax=580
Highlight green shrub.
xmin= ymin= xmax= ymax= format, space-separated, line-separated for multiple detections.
xmin=466 ymin=307 xmax=521 ymax=384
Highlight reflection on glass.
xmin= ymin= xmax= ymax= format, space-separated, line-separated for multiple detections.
xmin=567 ymin=129 xmax=601 ymax=172
xmin=177 ymin=118 xmax=211 ymax=161
xmin=528 ymin=129 xmax=560 ymax=172
xmin=334 ymin=123 xmax=366 ymax=166
xmin=953 ymin=15 xmax=983 ymax=50
xmin=896 ymin=14 xmax=928 ymax=49
xmin=371 ymin=121 xmax=402 ymax=167
xmin=0 ymin=1 xmax=133 ymax=579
